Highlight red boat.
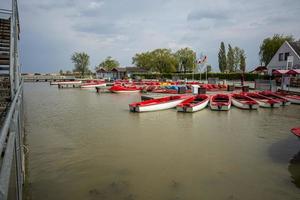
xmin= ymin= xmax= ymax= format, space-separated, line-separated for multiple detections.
xmin=109 ymin=85 xmax=141 ymax=93
xmin=275 ymin=92 xmax=300 ymax=104
xmin=129 ymin=95 xmax=188 ymax=112
xmin=231 ymin=93 xmax=259 ymax=110
xmin=291 ymin=127 xmax=300 ymax=139
xmin=245 ymin=92 xmax=280 ymax=108
xmin=258 ymin=91 xmax=291 ymax=106
xmin=177 ymin=94 xmax=210 ymax=112
xmin=210 ymin=94 xmax=231 ymax=111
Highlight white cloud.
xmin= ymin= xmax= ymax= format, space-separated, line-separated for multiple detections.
xmin=18 ymin=0 xmax=300 ymax=72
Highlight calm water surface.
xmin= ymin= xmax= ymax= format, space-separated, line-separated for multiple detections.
xmin=24 ymin=82 xmax=300 ymax=200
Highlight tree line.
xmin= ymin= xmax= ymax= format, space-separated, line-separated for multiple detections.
xmin=218 ymin=42 xmax=246 ymax=73
xmin=132 ymin=48 xmax=199 ymax=73
xmin=67 ymin=34 xmax=297 ymax=77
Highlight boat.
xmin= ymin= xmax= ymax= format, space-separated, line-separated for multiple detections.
xmin=210 ymin=94 xmax=231 ymax=111
xmin=177 ymin=94 xmax=209 ymax=112
xmin=275 ymin=92 xmax=300 ymax=104
xmin=129 ymin=95 xmax=189 ymax=112
xmin=80 ymin=80 xmax=106 ymax=88
xmin=50 ymin=80 xmax=82 ymax=85
xmin=231 ymin=93 xmax=259 ymax=110
xmin=291 ymin=127 xmax=300 ymax=140
xmin=258 ymin=91 xmax=291 ymax=106
xmin=245 ymin=92 xmax=280 ymax=108
xmin=110 ymin=85 xmax=141 ymax=93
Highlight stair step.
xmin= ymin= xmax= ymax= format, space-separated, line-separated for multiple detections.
xmin=0 ymin=54 xmax=9 ymax=60
xmin=0 ymin=102 xmax=9 ymax=109
xmin=0 ymin=48 xmax=10 ymax=52
xmin=0 ymin=43 xmax=9 ymax=48
xmin=0 ymin=32 xmax=10 ymax=37
xmin=0 ymin=27 xmax=10 ymax=31
xmin=0 ymin=30 xmax=10 ymax=34
xmin=0 ymin=60 xmax=9 ymax=65
xmin=0 ymin=20 xmax=10 ymax=25
xmin=0 ymin=66 xmax=9 ymax=71
xmin=0 ymin=39 xmax=10 ymax=43
xmin=0 ymin=35 xmax=10 ymax=40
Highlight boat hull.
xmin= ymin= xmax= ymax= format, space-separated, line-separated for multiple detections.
xmin=81 ymin=83 xmax=106 ymax=88
xmin=231 ymin=98 xmax=259 ymax=110
xmin=177 ymin=99 xmax=209 ymax=112
xmin=210 ymin=94 xmax=231 ymax=111
xmin=254 ymin=99 xmax=280 ymax=108
xmin=284 ymin=96 xmax=300 ymax=104
xmin=51 ymin=81 xmax=82 ymax=85
xmin=210 ymin=104 xmax=231 ymax=111
xmin=258 ymin=92 xmax=291 ymax=106
xmin=111 ymin=90 xmax=140 ymax=93
xmin=130 ymin=98 xmax=187 ymax=112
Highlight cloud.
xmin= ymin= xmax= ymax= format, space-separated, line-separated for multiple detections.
xmin=18 ymin=0 xmax=300 ymax=72
xmin=187 ymin=10 xmax=228 ymax=21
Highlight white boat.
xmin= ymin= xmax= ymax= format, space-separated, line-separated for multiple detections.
xmin=210 ymin=94 xmax=231 ymax=111
xmin=245 ymin=93 xmax=280 ymax=108
xmin=231 ymin=93 xmax=259 ymax=110
xmin=275 ymin=92 xmax=300 ymax=104
xmin=110 ymin=85 xmax=141 ymax=93
xmin=129 ymin=95 xmax=188 ymax=112
xmin=50 ymin=80 xmax=82 ymax=85
xmin=80 ymin=82 xmax=106 ymax=89
xmin=258 ymin=91 xmax=291 ymax=106
xmin=176 ymin=94 xmax=209 ymax=112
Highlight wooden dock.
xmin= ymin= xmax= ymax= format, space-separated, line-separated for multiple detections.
xmin=58 ymin=83 xmax=81 ymax=89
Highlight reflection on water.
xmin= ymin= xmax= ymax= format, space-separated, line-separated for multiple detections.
xmin=289 ymin=150 xmax=300 ymax=188
xmin=24 ymin=83 xmax=300 ymax=200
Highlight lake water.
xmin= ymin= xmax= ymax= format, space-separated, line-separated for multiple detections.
xmin=24 ymin=82 xmax=300 ymax=200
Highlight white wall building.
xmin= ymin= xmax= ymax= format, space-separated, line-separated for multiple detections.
xmin=267 ymin=41 xmax=300 ymax=74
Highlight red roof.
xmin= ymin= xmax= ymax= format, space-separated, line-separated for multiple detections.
xmin=253 ymin=66 xmax=267 ymax=71
xmin=286 ymin=69 xmax=300 ymax=74
xmin=272 ymin=69 xmax=289 ymax=75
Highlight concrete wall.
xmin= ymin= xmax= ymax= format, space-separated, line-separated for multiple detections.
xmin=267 ymin=41 xmax=300 ymax=74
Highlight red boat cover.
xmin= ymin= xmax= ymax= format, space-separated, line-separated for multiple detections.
xmin=291 ymin=127 xmax=300 ymax=137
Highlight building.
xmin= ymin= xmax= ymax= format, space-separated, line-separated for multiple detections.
xmin=267 ymin=41 xmax=300 ymax=74
xmin=96 ymin=67 xmax=147 ymax=79
xmin=250 ymin=66 xmax=268 ymax=75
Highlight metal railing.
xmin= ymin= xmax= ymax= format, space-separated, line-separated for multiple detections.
xmin=0 ymin=81 xmax=24 ymax=200
xmin=10 ymin=0 xmax=21 ymax=99
xmin=0 ymin=0 xmax=23 ymax=199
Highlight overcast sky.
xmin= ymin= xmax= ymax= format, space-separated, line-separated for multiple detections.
xmin=2 ymin=0 xmax=300 ymax=72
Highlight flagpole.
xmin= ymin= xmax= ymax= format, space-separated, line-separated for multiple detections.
xmin=206 ymin=64 xmax=208 ymax=83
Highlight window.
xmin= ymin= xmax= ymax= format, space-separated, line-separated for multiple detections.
xmin=284 ymin=52 xmax=290 ymax=61
xmin=279 ymin=53 xmax=284 ymax=61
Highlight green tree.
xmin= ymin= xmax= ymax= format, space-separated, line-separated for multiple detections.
xmin=59 ymin=69 xmax=63 ymax=75
xmin=151 ymin=48 xmax=177 ymax=73
xmin=132 ymin=52 xmax=153 ymax=70
xmin=259 ymin=34 xmax=294 ymax=65
xmin=233 ymin=47 xmax=241 ymax=72
xmin=240 ymin=50 xmax=246 ymax=72
xmin=71 ymin=52 xmax=90 ymax=77
xmin=218 ymin=42 xmax=227 ymax=72
xmin=227 ymin=44 xmax=234 ymax=72
xmin=174 ymin=47 xmax=196 ymax=73
xmin=205 ymin=64 xmax=212 ymax=73
xmin=98 ymin=56 xmax=120 ymax=70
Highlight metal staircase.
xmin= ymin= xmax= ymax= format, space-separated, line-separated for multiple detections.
xmin=0 ymin=18 xmax=11 ymax=119
xmin=0 ymin=1 xmax=24 ymax=200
